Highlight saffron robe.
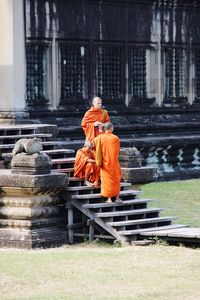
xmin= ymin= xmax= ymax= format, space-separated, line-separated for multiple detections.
xmin=81 ymin=107 xmax=110 ymax=141
xmin=74 ymin=148 xmax=99 ymax=184
xmin=93 ymin=132 xmax=121 ymax=198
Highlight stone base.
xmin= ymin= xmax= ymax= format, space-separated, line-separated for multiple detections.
xmin=11 ymin=153 xmax=52 ymax=175
xmin=0 ymin=170 xmax=68 ymax=249
xmin=0 ymin=110 xmax=31 ymax=124
xmin=0 ymin=227 xmax=67 ymax=249
xmin=122 ymin=166 xmax=158 ymax=184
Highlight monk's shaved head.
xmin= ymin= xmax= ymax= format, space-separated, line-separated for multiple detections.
xmin=84 ymin=141 xmax=93 ymax=149
xmin=104 ymin=122 xmax=114 ymax=132
xmin=92 ymin=97 xmax=102 ymax=108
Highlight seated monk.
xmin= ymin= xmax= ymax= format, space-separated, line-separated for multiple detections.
xmin=74 ymin=141 xmax=99 ymax=187
xmin=93 ymin=122 xmax=123 ymax=203
xmin=81 ymin=97 xmax=110 ymax=141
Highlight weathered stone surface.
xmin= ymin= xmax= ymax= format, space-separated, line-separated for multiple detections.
xmin=36 ymin=124 xmax=59 ymax=139
xmin=11 ymin=152 xmax=51 ymax=174
xmin=0 ymin=217 xmax=65 ymax=229
xmin=0 ymin=194 xmax=61 ymax=207
xmin=0 ymin=206 xmax=61 ymax=220
xmin=0 ymin=170 xmax=68 ymax=188
xmin=122 ymin=167 xmax=158 ymax=184
xmin=12 ymin=138 xmax=43 ymax=156
xmin=0 ymin=169 xmax=68 ymax=248
xmin=0 ymin=228 xmax=67 ymax=249
xmin=119 ymin=147 xmax=143 ymax=168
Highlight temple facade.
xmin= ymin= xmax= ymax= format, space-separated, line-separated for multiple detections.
xmin=1 ymin=0 xmax=200 ymax=180
xmin=24 ymin=0 xmax=200 ymax=112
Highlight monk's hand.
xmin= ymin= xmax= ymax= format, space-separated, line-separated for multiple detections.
xmin=94 ymin=121 xmax=101 ymax=127
xmin=87 ymin=159 xmax=96 ymax=163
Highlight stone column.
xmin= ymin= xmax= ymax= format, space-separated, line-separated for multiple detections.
xmin=0 ymin=0 xmax=29 ymax=123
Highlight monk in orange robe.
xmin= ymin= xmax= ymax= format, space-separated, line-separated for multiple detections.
xmin=93 ymin=122 xmax=122 ymax=203
xmin=74 ymin=141 xmax=99 ymax=187
xmin=81 ymin=97 xmax=110 ymax=141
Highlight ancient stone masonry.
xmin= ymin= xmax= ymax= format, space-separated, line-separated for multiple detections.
xmin=11 ymin=138 xmax=51 ymax=175
xmin=2 ymin=0 xmax=200 ymax=180
xmin=119 ymin=147 xmax=158 ymax=183
xmin=0 ymin=138 xmax=68 ymax=249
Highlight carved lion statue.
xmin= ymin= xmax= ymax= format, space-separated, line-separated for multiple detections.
xmin=12 ymin=138 xmax=43 ymax=156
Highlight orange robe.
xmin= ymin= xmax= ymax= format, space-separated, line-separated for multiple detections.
xmin=81 ymin=107 xmax=110 ymax=141
xmin=93 ymin=133 xmax=121 ymax=198
xmin=74 ymin=148 xmax=99 ymax=184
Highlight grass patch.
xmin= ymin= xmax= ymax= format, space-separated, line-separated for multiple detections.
xmin=0 ymin=245 xmax=200 ymax=300
xmin=141 ymin=179 xmax=200 ymax=227
xmin=1 ymin=180 xmax=200 ymax=300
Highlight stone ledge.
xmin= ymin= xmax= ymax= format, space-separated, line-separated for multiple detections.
xmin=122 ymin=166 xmax=158 ymax=184
xmin=0 ymin=170 xmax=68 ymax=188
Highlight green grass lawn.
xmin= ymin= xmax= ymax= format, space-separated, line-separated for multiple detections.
xmin=1 ymin=180 xmax=200 ymax=300
xmin=0 ymin=244 xmax=200 ymax=300
xmin=141 ymin=179 xmax=200 ymax=227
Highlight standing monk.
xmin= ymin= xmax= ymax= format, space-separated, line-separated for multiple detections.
xmin=93 ymin=122 xmax=122 ymax=203
xmin=74 ymin=141 xmax=99 ymax=187
xmin=81 ymin=97 xmax=110 ymax=141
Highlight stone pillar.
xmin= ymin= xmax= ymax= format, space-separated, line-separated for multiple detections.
xmin=0 ymin=172 xmax=68 ymax=248
xmin=0 ymin=139 xmax=68 ymax=249
xmin=0 ymin=0 xmax=29 ymax=123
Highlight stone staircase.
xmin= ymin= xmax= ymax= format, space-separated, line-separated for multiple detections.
xmin=49 ymin=156 xmax=178 ymax=244
xmin=0 ymin=123 xmax=184 ymax=245
xmin=0 ymin=124 xmax=75 ymax=168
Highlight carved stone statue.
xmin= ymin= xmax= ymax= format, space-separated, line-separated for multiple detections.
xmin=12 ymin=137 xmax=43 ymax=156
xmin=11 ymin=138 xmax=51 ymax=175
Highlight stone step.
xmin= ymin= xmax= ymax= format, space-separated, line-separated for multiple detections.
xmin=65 ymin=180 xmax=131 ymax=192
xmin=108 ymin=216 xmax=175 ymax=227
xmin=95 ymin=207 xmax=162 ymax=218
xmin=0 ymin=123 xmax=57 ymax=131
xmin=118 ymin=224 xmax=188 ymax=236
xmin=43 ymin=149 xmax=74 ymax=155
xmin=66 ymin=185 xmax=97 ymax=192
xmin=0 ymin=141 xmax=73 ymax=151
xmin=82 ymin=198 xmax=153 ymax=209
xmin=0 ymin=133 xmax=52 ymax=140
xmin=68 ymin=177 xmax=84 ymax=182
xmin=71 ymin=189 xmax=141 ymax=200
xmin=65 ymin=182 xmax=131 ymax=192
xmin=0 ymin=124 xmax=58 ymax=140
xmin=52 ymin=168 xmax=74 ymax=174
xmin=1 ymin=149 xmax=75 ymax=160
xmin=51 ymin=158 xmax=75 ymax=165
